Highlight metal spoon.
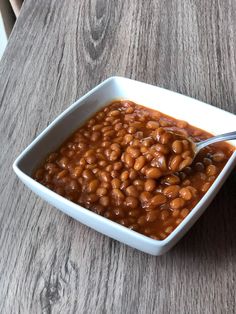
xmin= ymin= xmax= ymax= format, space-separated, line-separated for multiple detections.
xmin=193 ymin=131 xmax=236 ymax=154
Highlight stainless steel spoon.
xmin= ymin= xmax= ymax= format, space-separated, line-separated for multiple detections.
xmin=194 ymin=131 xmax=236 ymax=154
xmin=193 ymin=131 xmax=236 ymax=155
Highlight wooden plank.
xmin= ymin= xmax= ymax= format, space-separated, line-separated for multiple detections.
xmin=0 ymin=0 xmax=236 ymax=313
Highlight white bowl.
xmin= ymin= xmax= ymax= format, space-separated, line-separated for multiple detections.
xmin=13 ymin=77 xmax=236 ymax=255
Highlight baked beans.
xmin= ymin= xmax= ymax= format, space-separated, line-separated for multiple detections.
xmin=34 ymin=100 xmax=234 ymax=240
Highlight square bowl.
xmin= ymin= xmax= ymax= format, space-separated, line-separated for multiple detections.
xmin=13 ymin=77 xmax=236 ymax=255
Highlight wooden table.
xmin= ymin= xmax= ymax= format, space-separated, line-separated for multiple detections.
xmin=1 ymin=1 xmax=236 ymax=313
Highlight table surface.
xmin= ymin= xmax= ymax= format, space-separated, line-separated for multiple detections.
xmin=1 ymin=0 xmax=236 ymax=313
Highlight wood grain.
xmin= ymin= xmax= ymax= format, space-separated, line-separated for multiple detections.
xmin=0 ymin=0 xmax=236 ymax=313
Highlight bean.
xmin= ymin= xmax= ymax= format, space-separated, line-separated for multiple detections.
xmin=128 ymin=126 xmax=136 ymax=134
xmin=186 ymin=186 xmax=198 ymax=197
xmin=182 ymin=150 xmax=192 ymax=159
xmin=109 ymin=150 xmax=121 ymax=161
xmin=169 ymin=155 xmax=182 ymax=172
xmin=194 ymin=162 xmax=205 ymax=172
xmin=101 ymin=141 xmax=110 ymax=148
xmin=125 ymin=106 xmax=134 ymax=114
xmin=140 ymin=191 xmax=152 ymax=206
xmin=112 ymin=189 xmax=125 ymax=201
xmin=182 ymin=179 xmax=191 ymax=186
xmin=160 ymin=132 xmax=172 ymax=145
xmin=140 ymin=147 xmax=147 ymax=154
xmin=172 ymin=140 xmax=183 ymax=154
xmin=208 ymin=175 xmax=216 ymax=182
xmin=165 ymin=226 xmax=174 ymax=234
xmin=150 ymin=194 xmax=167 ymax=206
xmin=121 ymin=171 xmax=129 ymax=181
xmin=99 ymin=160 xmax=107 ymax=167
xmin=111 ymin=178 xmax=121 ymax=189
xmin=123 ymin=134 xmax=133 ymax=144
xmin=206 ymin=164 xmax=217 ymax=176
xmin=134 ymin=156 xmax=146 ymax=171
xmin=162 ymin=175 xmax=180 ymax=185
xmin=45 ymin=163 xmax=58 ymax=174
xmin=111 ymin=143 xmax=120 ymax=151
xmin=100 ymin=171 xmax=111 ymax=182
xmin=126 ymin=147 xmax=141 ymax=158
xmin=82 ymin=169 xmax=94 ymax=180
xmin=132 ymin=139 xmax=140 ymax=147
xmin=212 ymin=152 xmax=226 ymax=162
xmin=124 ymin=114 xmax=135 ymax=121
xmin=180 ymin=208 xmax=189 ymax=218
xmin=87 ymin=179 xmax=99 ymax=193
xmin=144 ymin=179 xmax=156 ymax=192
xmin=203 ymin=157 xmax=212 ymax=166
xmin=179 ymin=157 xmax=193 ymax=170
xmin=99 ymin=196 xmax=110 ymax=207
xmin=125 ymin=185 xmax=139 ymax=197
xmin=146 ymin=210 xmax=159 ymax=222
xmin=170 ymin=198 xmax=185 ymax=209
xmin=58 ymin=157 xmax=69 ymax=169
xmin=101 ymin=182 xmax=110 ymax=189
xmin=137 ymin=216 xmax=147 ymax=226
xmin=85 ymin=155 xmax=97 ymax=164
xmin=175 ymin=218 xmax=183 ymax=225
xmin=150 ymin=155 xmax=167 ymax=171
xmin=133 ymin=179 xmax=144 ymax=187
xmin=113 ymin=161 xmax=123 ymax=171
xmin=84 ymin=149 xmax=94 ymax=157
xmin=129 ymin=169 xmax=138 ymax=180
xmin=179 ymin=187 xmax=192 ymax=201
xmin=96 ymin=187 xmax=108 ymax=196
xmin=125 ymin=196 xmax=139 ymax=209
xmin=68 ymin=179 xmax=79 ymax=191
xmin=120 ymin=180 xmax=130 ymax=190
xmin=176 ymin=120 xmax=188 ymax=128
xmin=145 ymin=167 xmax=162 ymax=179
xmin=160 ymin=210 xmax=170 ymax=220
xmin=92 ymin=124 xmax=103 ymax=131
xmin=114 ymin=123 xmax=123 ymax=131
xmin=201 ymin=182 xmax=211 ymax=192
xmin=163 ymin=185 xmax=180 ymax=198
xmin=108 ymin=110 xmax=120 ymax=117
xmin=117 ymin=129 xmax=127 ymax=137
xmin=142 ymin=138 xmax=154 ymax=147
xmin=111 ymin=170 xmax=119 ymax=178
xmin=115 ymin=209 xmax=126 ymax=219
xmin=91 ymin=131 xmax=101 ymax=141
xmin=152 ymin=143 xmax=169 ymax=154
xmin=182 ymin=140 xmax=190 ymax=150
xmin=146 ymin=120 xmax=160 ymax=129
xmin=104 ymin=130 xmax=115 ymax=137
xmin=124 ymin=153 xmax=134 ymax=168
xmin=172 ymin=209 xmax=180 ymax=217
xmin=102 ymin=126 xmax=112 ymax=133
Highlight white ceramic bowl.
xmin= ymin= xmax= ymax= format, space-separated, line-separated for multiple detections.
xmin=13 ymin=77 xmax=236 ymax=255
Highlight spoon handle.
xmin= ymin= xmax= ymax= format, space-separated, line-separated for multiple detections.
xmin=196 ymin=131 xmax=236 ymax=151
